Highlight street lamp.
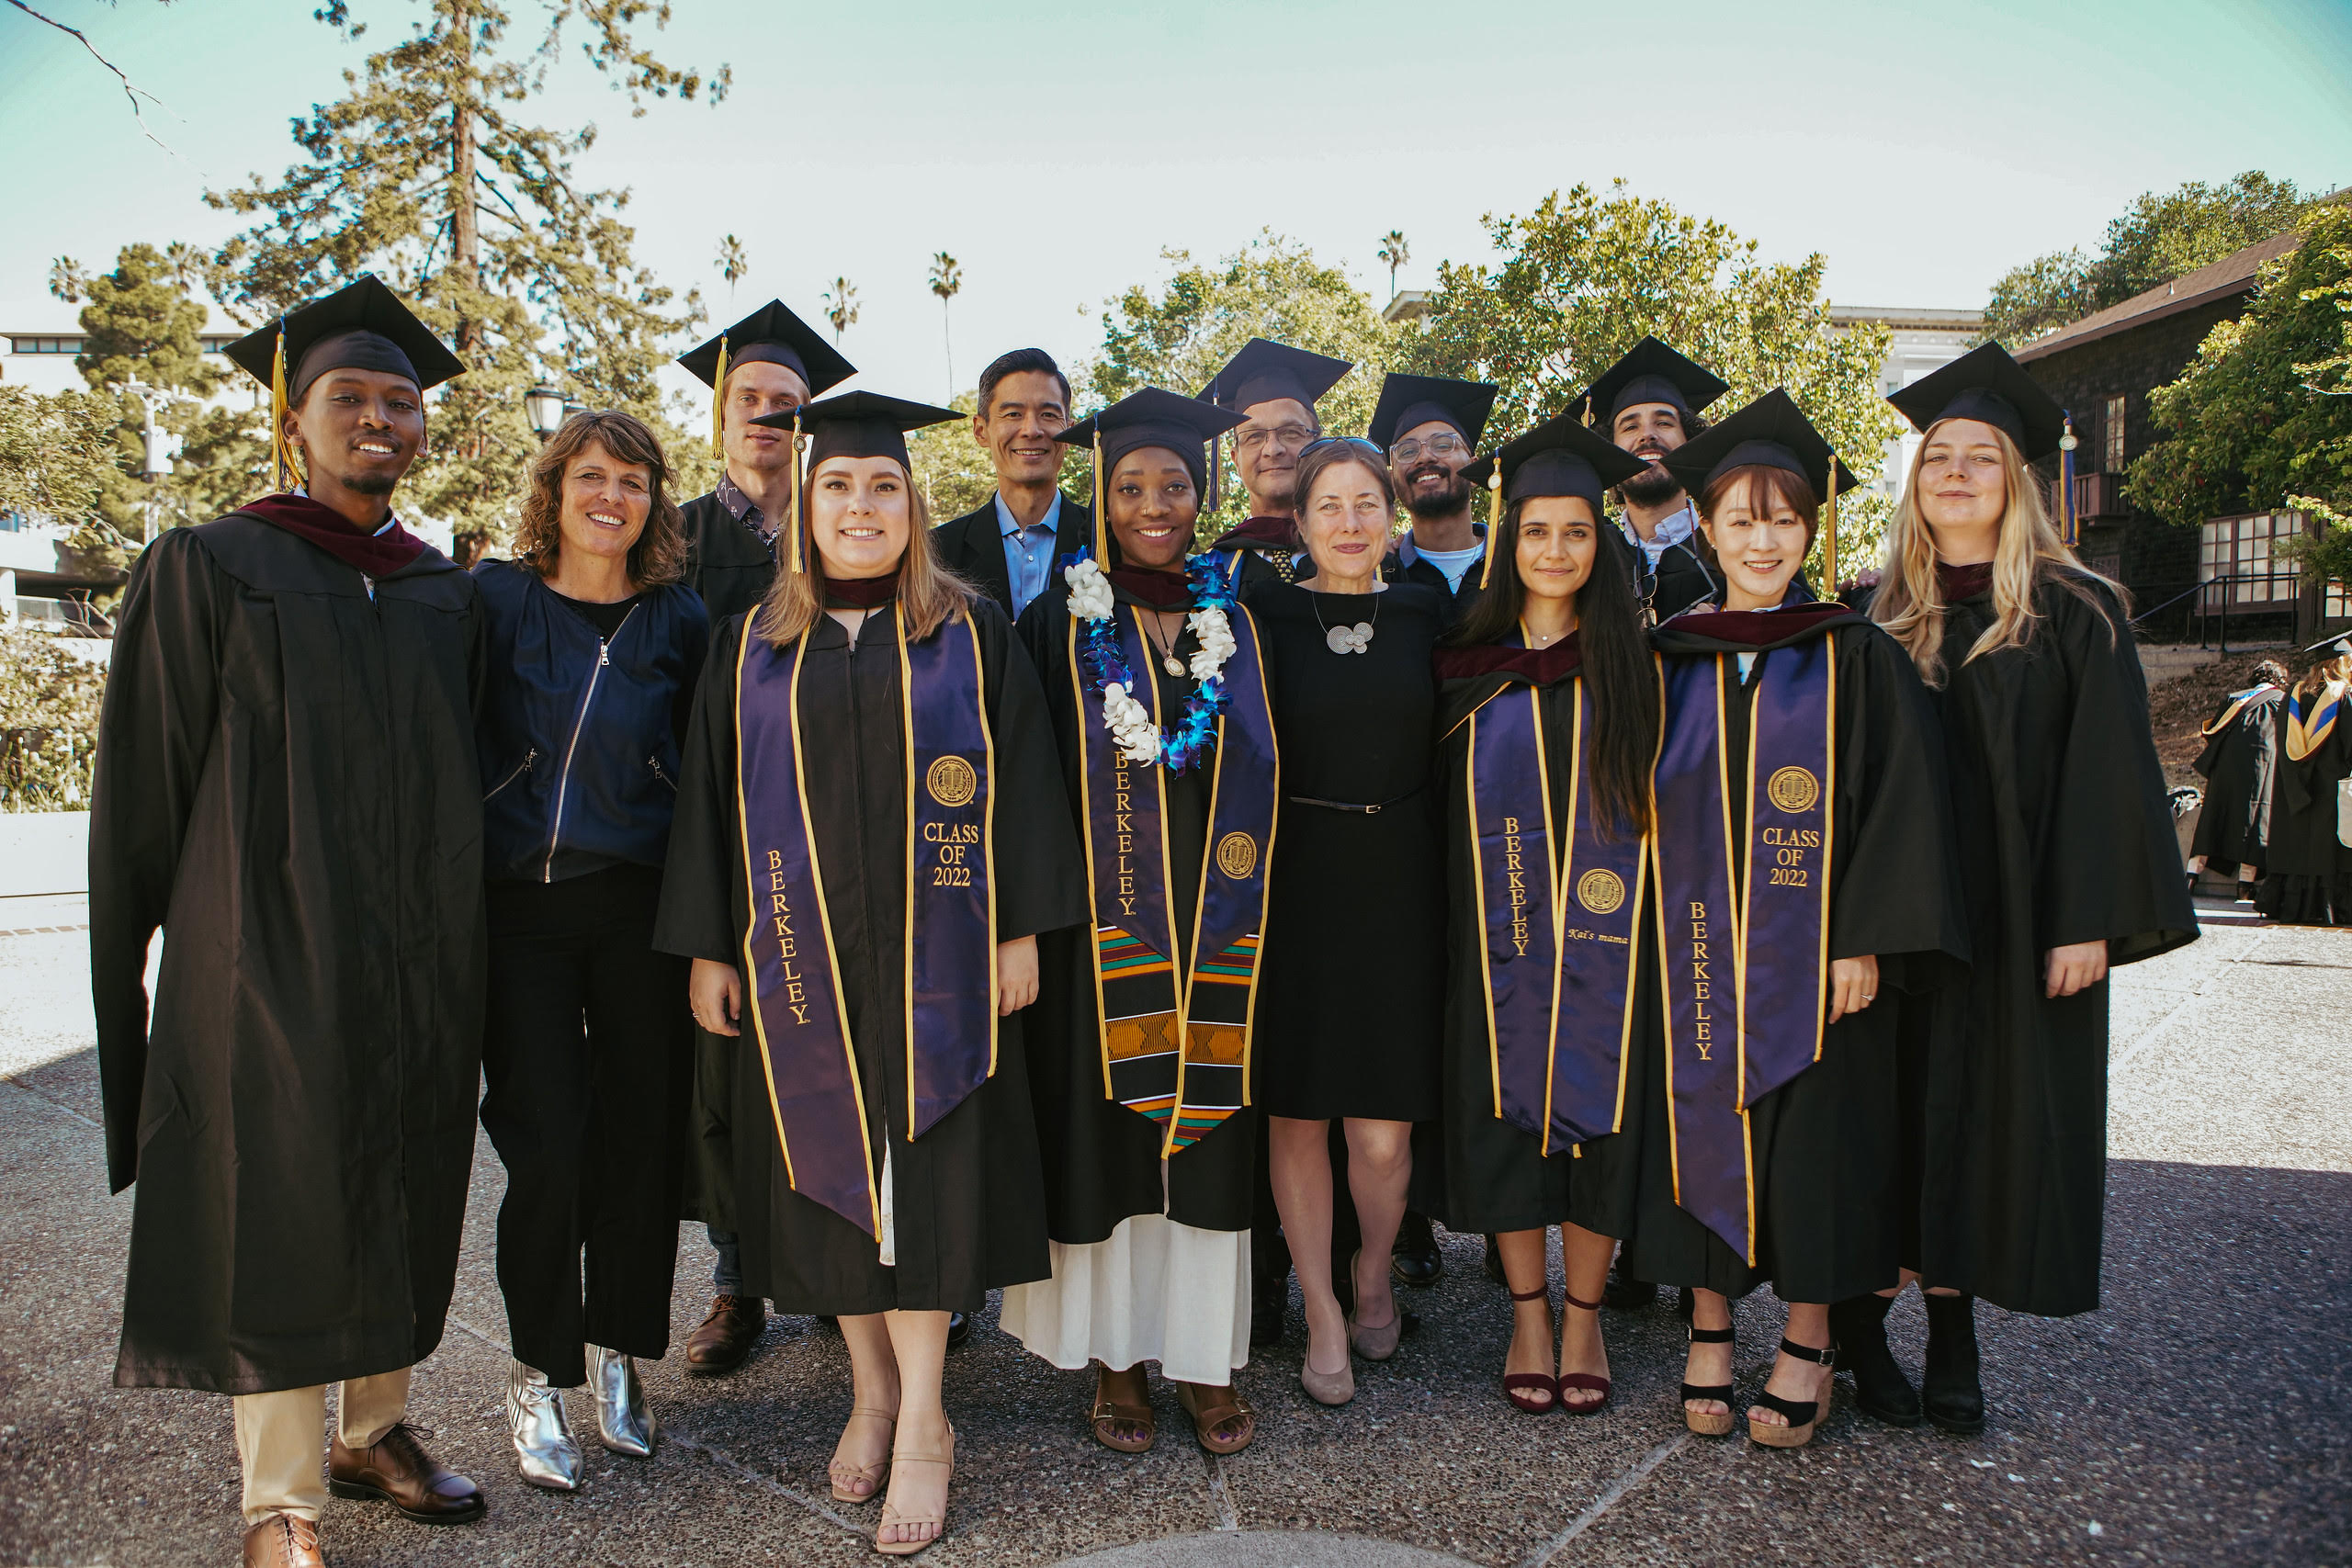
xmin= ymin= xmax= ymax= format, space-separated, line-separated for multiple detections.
xmin=525 ymin=384 xmax=567 ymax=441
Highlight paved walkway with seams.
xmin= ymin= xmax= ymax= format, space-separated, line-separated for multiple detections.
xmin=2 ymin=890 xmax=2346 ymax=1566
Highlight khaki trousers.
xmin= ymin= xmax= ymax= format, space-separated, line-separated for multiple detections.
xmin=231 ymin=1367 xmax=411 ymax=1526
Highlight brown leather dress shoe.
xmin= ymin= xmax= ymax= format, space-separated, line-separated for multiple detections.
xmin=685 ymin=1292 xmax=765 ymax=1375
xmin=327 ymin=1422 xmax=486 ymax=1524
xmin=243 ymin=1514 xmax=326 ymax=1567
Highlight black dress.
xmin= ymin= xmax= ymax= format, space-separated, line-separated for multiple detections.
xmin=654 ymin=601 xmax=1088 ymax=1314
xmin=1246 ymin=578 xmax=1447 ymax=1122
xmin=1621 ymin=610 xmax=1968 ymax=1304
xmin=1014 ymin=582 xmax=1259 ymax=1239
xmin=2257 ymin=685 xmax=2352 ymax=925
xmin=1915 ymin=570 xmax=2197 ymax=1315
xmin=1432 ymin=644 xmax=1654 ymax=1239
xmin=2189 ymin=685 xmax=2282 ymax=874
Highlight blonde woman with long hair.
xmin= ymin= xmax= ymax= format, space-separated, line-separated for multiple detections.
xmin=655 ymin=392 xmax=1085 ymax=1556
xmin=1847 ymin=345 xmax=2196 ymax=1438
xmin=2258 ymin=631 xmax=2352 ymax=923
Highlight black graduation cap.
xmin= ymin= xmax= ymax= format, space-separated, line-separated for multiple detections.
xmin=220 ymin=274 xmax=465 ymax=492
xmin=1578 ymin=336 xmax=1728 ymax=428
xmin=1888 ymin=342 xmax=2067 ymax=462
xmin=1199 ymin=338 xmax=1353 ymax=414
xmin=2304 ymin=630 xmax=2352 ymax=659
xmin=1463 ymin=411 xmax=1651 ymax=507
xmin=1367 ymin=373 xmax=1499 ymax=451
xmin=678 ymin=299 xmax=858 ymax=451
xmin=1660 ymin=389 xmax=1862 ymax=502
xmin=1057 ymin=386 xmax=1245 ymax=501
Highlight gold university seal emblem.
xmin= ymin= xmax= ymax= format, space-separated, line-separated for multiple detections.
xmin=926 ymin=755 xmax=978 ymax=808
xmin=1577 ymin=868 xmax=1625 ymax=915
xmin=1766 ymin=765 xmax=1819 ymax=815
xmin=1215 ymin=831 xmax=1259 ymax=880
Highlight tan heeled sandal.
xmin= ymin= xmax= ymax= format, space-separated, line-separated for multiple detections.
xmin=1682 ymin=1322 xmax=1736 ymax=1436
xmin=1748 ymin=1338 xmax=1836 ymax=1450
xmin=873 ymin=1421 xmax=955 ymax=1557
xmin=829 ymin=1405 xmax=896 ymax=1503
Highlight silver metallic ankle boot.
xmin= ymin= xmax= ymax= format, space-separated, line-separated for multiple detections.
xmin=588 ymin=1343 xmax=656 ymax=1458
xmin=506 ymin=1358 xmax=583 ymax=1490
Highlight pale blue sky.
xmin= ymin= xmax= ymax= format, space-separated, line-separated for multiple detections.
xmin=4 ymin=0 xmax=2348 ymax=407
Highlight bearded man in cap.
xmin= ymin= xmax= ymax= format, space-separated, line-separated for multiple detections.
xmin=90 ymin=275 xmax=490 ymax=1568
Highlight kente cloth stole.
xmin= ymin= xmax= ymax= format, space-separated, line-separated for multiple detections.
xmin=2286 ymin=681 xmax=2346 ymax=761
xmin=733 ymin=606 xmax=997 ymax=1238
xmin=1648 ymin=637 xmax=1836 ymax=1263
xmin=1464 ymin=677 xmax=1646 ymax=1155
xmin=1069 ymin=604 xmax=1279 ymax=1154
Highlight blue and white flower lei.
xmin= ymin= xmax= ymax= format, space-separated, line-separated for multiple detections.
xmin=1060 ymin=548 xmax=1239 ymax=773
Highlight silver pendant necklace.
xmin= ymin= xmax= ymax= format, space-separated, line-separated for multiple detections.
xmin=1312 ymin=587 xmax=1379 ymax=655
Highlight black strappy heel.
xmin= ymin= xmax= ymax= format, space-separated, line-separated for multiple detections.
xmin=1680 ymin=1322 xmax=1736 ymax=1436
xmin=1748 ymin=1337 xmax=1837 ymax=1449
xmin=1501 ymin=1284 xmax=1556 ymax=1414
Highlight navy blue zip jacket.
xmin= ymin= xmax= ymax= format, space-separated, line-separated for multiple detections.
xmin=474 ymin=558 xmax=710 ymax=885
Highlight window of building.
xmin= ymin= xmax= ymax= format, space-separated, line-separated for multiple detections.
xmin=2103 ymin=394 xmax=2126 ymax=471
xmin=2326 ymin=577 xmax=2351 ymax=623
xmin=2199 ymin=511 xmax=2304 ymax=610
xmin=7 ymin=336 xmax=85 ymax=355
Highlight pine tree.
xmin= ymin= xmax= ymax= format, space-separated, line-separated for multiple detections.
xmin=206 ymin=0 xmax=730 ymax=544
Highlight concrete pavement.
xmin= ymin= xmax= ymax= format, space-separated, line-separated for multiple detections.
xmin=2 ymin=893 xmax=2347 ymax=1566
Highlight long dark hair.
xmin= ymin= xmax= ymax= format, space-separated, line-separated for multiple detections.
xmin=1452 ymin=498 xmax=1657 ymax=838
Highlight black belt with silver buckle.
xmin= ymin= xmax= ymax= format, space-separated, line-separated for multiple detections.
xmin=1287 ymin=784 xmax=1421 ymax=816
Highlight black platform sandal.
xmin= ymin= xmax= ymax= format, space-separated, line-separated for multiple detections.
xmin=1922 ymin=1292 xmax=1985 ymax=1435
xmin=1747 ymin=1337 xmax=1837 ymax=1449
xmin=1680 ymin=1322 xmax=1736 ymax=1436
xmin=1828 ymin=1292 xmax=1921 ymax=1427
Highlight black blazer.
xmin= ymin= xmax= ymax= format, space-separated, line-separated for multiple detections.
xmin=933 ymin=491 xmax=1093 ymax=617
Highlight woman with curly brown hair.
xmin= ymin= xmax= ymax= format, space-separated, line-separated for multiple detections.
xmin=473 ymin=408 xmax=710 ymax=1492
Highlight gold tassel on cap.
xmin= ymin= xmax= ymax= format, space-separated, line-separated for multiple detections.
xmin=784 ymin=409 xmax=805 ymax=577
xmin=1092 ymin=428 xmax=1107 ymax=566
xmin=1478 ymin=466 xmax=1504 ymax=591
xmin=709 ymin=334 xmax=730 ymax=454
xmin=1822 ymin=455 xmax=1839 ymax=593
xmin=269 ymin=323 xmax=304 ymax=493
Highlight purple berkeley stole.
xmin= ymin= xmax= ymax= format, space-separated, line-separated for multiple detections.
xmin=733 ymin=605 xmax=998 ymax=1238
xmin=1648 ymin=637 xmax=1837 ymax=1262
xmin=1464 ymin=676 xmax=1647 ymax=1153
xmin=1069 ymin=604 xmax=1279 ymax=1154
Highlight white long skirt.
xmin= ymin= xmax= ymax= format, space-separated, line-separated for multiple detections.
xmin=999 ymin=1214 xmax=1251 ymax=1385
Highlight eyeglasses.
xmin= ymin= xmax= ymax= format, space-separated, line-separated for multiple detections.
xmin=1235 ymin=423 xmax=1317 ymax=453
xmin=1389 ymin=433 xmax=1466 ymax=463
xmin=1297 ymin=436 xmax=1385 ymax=462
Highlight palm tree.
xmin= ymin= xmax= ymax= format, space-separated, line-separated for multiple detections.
xmin=1378 ymin=231 xmax=1410 ymax=298
xmin=47 ymin=255 xmax=89 ymax=304
xmin=928 ymin=251 xmax=963 ymax=396
xmin=715 ymin=234 xmax=749 ymax=307
xmin=823 ymin=276 xmax=860 ymax=345
xmin=163 ymin=241 xmax=206 ymax=296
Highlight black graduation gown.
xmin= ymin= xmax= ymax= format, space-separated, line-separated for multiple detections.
xmin=1396 ymin=546 xmax=1487 ymax=626
xmin=676 ymin=490 xmax=781 ymax=1229
xmin=1611 ymin=526 xmax=1718 ymax=625
xmin=1244 ymin=578 xmax=1448 ymax=1122
xmin=2257 ymin=691 xmax=2352 ymax=925
xmin=2188 ymin=686 xmax=2282 ymax=872
xmin=1620 ymin=613 xmax=1968 ymax=1304
xmin=654 ymin=601 xmax=1087 ymax=1314
xmin=1917 ymin=576 xmax=2198 ymax=1315
xmin=1013 ymin=582 xmax=1259 ymax=1238
xmin=89 ymin=518 xmax=489 ymax=1393
xmin=1432 ymin=652 xmax=1653 ymax=1239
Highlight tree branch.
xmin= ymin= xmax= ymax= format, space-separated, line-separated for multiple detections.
xmin=6 ymin=0 xmax=187 ymax=159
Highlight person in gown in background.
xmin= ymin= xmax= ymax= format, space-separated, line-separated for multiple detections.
xmin=1431 ymin=415 xmax=1656 ymax=1416
xmin=670 ymin=299 xmax=858 ymax=1374
xmin=1001 ymin=388 xmax=1272 ymax=1457
xmin=1579 ymin=337 xmax=1731 ymax=626
xmin=1372 ymin=370 xmax=1502 ymax=624
xmin=2259 ymin=635 xmax=2352 ymax=925
xmin=1197 ymin=338 xmax=1355 ymax=592
xmin=656 ymin=392 xmax=1085 ymax=1555
xmin=2187 ymin=657 xmax=2289 ymax=903
xmin=1623 ymin=390 xmax=1968 ymax=1450
xmin=1245 ymin=437 xmax=1450 ymax=1405
xmin=1867 ymin=345 xmax=2195 ymax=1434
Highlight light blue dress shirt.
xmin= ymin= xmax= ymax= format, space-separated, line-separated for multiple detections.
xmin=997 ymin=491 xmax=1064 ymax=619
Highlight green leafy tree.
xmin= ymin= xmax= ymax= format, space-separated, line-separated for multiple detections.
xmin=715 ymin=232 xmax=748 ymax=306
xmin=929 ymin=251 xmax=963 ymax=396
xmin=206 ymin=0 xmax=729 ymax=548
xmin=2129 ymin=205 xmax=2352 ymax=584
xmin=48 ymin=255 xmax=90 ymax=304
xmin=0 ymin=385 xmax=117 ymax=527
xmin=906 ymin=391 xmax=995 ymax=525
xmin=1981 ymin=172 xmax=2310 ymax=349
xmin=1084 ymin=231 xmax=1403 ymax=536
xmin=1414 ymin=182 xmax=1900 ymax=577
xmin=0 ymin=624 xmax=107 ymax=811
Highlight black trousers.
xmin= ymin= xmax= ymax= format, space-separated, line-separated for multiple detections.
xmin=481 ymin=863 xmax=692 ymax=1386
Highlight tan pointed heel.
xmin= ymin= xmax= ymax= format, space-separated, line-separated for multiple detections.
xmin=1747 ymin=1338 xmax=1836 ymax=1450
xmin=830 ymin=1405 xmax=896 ymax=1504
xmin=874 ymin=1421 xmax=954 ymax=1557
